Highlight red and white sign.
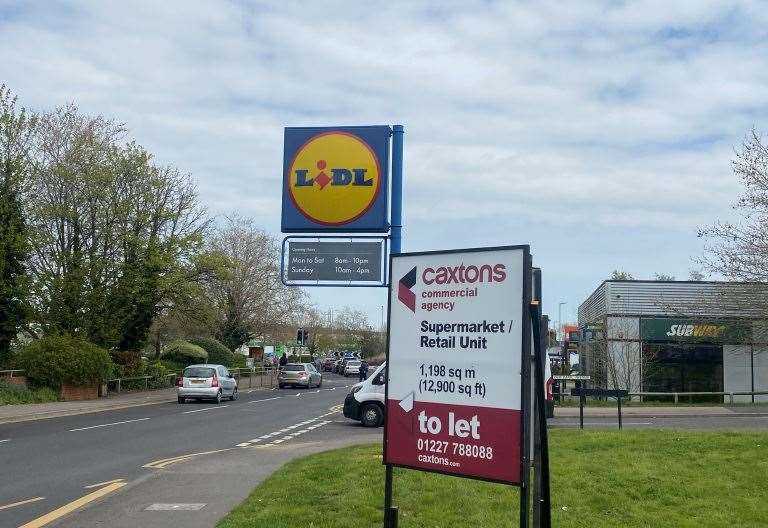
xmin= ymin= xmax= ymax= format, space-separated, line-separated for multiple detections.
xmin=384 ymin=246 xmax=528 ymax=484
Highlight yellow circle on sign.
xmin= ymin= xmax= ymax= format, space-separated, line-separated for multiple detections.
xmin=288 ymin=132 xmax=381 ymax=225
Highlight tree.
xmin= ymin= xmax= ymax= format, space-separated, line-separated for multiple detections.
xmin=0 ymin=85 xmax=36 ymax=365
xmin=653 ymin=273 xmax=675 ymax=281
xmin=689 ymin=270 xmax=705 ymax=281
xmin=610 ymin=270 xmax=634 ymax=280
xmin=699 ymin=129 xmax=768 ymax=283
xmin=25 ymin=104 xmax=214 ymax=351
xmin=208 ymin=215 xmax=306 ymax=351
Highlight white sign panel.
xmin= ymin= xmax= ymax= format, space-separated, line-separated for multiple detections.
xmin=384 ymin=246 xmax=529 ymax=484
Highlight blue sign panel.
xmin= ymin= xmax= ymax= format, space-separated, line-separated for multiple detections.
xmin=281 ymin=126 xmax=390 ymax=232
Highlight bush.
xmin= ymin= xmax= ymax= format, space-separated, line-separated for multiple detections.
xmin=231 ymin=353 xmax=248 ymax=369
xmin=161 ymin=340 xmax=207 ymax=366
xmin=0 ymin=380 xmax=59 ymax=404
xmin=188 ymin=337 xmax=235 ymax=366
xmin=17 ymin=335 xmax=114 ymax=388
xmin=109 ymin=350 xmax=144 ymax=378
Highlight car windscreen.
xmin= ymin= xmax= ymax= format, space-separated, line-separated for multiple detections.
xmin=284 ymin=365 xmax=305 ymax=372
xmin=184 ymin=367 xmax=215 ymax=378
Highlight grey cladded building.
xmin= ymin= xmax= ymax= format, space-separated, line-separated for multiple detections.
xmin=578 ymin=280 xmax=768 ymax=402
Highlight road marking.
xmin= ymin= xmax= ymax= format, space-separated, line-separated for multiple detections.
xmin=0 ymin=438 xmax=10 ymax=443
xmin=295 ymin=393 xmax=302 ymax=398
xmin=69 ymin=418 xmax=150 ymax=432
xmin=248 ymin=397 xmax=281 ymax=404
xmin=143 ymin=448 xmax=231 ymax=469
xmin=0 ymin=496 xmax=45 ymax=511
xmin=84 ymin=478 xmax=124 ymax=489
xmin=182 ymin=405 xmax=229 ymax=414
xmin=553 ymin=422 xmax=654 ymax=426
xmin=146 ymin=503 xmax=206 ymax=511
xmin=18 ymin=482 xmax=125 ymax=528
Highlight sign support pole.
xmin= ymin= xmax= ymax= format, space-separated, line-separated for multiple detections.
xmin=530 ymin=303 xmax=552 ymax=528
xmin=390 ymin=125 xmax=404 ymax=254
xmin=384 ymin=125 xmax=403 ymax=528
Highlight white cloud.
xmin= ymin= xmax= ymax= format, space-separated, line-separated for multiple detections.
xmin=1 ymin=0 xmax=766 ymax=320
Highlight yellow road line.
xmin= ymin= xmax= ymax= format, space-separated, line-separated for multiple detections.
xmin=142 ymin=448 xmax=231 ymax=469
xmin=84 ymin=478 xmax=124 ymax=489
xmin=0 ymin=496 xmax=45 ymax=511
xmin=18 ymin=482 xmax=125 ymax=528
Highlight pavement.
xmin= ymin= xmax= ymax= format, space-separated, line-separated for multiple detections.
xmin=552 ymin=404 xmax=768 ymax=430
xmin=554 ymin=405 xmax=768 ymax=418
xmin=0 ymin=388 xmax=178 ymax=425
xmin=0 ymin=373 xmax=380 ymax=528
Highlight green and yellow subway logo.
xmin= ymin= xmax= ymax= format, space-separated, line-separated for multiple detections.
xmin=665 ymin=324 xmax=726 ymax=338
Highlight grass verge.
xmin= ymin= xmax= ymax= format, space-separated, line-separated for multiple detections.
xmin=0 ymin=380 xmax=59 ymax=405
xmin=218 ymin=430 xmax=768 ymax=528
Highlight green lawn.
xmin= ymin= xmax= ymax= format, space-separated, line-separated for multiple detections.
xmin=218 ymin=430 xmax=768 ymax=528
xmin=0 ymin=380 xmax=58 ymax=405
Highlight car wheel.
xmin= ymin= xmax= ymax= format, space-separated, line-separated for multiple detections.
xmin=279 ymin=383 xmax=285 ymax=389
xmin=318 ymin=378 xmax=322 ymax=388
xmin=214 ymin=390 xmax=222 ymax=404
xmin=230 ymin=388 xmax=238 ymax=401
xmin=361 ymin=404 xmax=383 ymax=427
xmin=177 ymin=396 xmax=185 ymax=404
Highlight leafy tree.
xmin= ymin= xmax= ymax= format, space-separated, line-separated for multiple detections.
xmin=610 ymin=270 xmax=634 ymax=280
xmin=0 ymin=85 xmax=35 ymax=365
xmin=653 ymin=273 xmax=675 ymax=281
xmin=26 ymin=106 xmax=215 ymax=351
xmin=208 ymin=216 xmax=306 ymax=351
xmin=689 ymin=270 xmax=705 ymax=281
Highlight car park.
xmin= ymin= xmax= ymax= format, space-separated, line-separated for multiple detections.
xmin=278 ymin=363 xmax=323 ymax=388
xmin=343 ymin=362 xmax=386 ymax=427
xmin=177 ymin=364 xmax=237 ymax=404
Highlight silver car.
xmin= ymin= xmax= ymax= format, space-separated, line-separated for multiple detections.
xmin=344 ymin=360 xmax=361 ymax=377
xmin=278 ymin=363 xmax=323 ymax=388
xmin=177 ymin=364 xmax=238 ymax=404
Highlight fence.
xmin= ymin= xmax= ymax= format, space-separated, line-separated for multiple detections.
xmin=629 ymin=391 xmax=768 ymax=405
xmin=555 ymin=389 xmax=768 ymax=405
xmin=4 ymin=366 xmax=279 ymax=394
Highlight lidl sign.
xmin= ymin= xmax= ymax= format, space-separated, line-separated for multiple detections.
xmin=282 ymin=126 xmax=390 ymax=232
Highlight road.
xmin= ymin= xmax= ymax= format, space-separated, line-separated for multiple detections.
xmin=0 ymin=373 xmax=379 ymax=528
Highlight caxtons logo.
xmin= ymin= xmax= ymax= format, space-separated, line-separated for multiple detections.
xmin=422 ymin=263 xmax=507 ymax=285
xmin=398 ymin=267 xmax=417 ymax=312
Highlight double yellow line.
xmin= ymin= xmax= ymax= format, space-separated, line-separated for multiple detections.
xmin=17 ymin=479 xmax=126 ymax=528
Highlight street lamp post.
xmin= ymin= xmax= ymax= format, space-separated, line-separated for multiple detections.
xmin=558 ymin=302 xmax=567 ymax=342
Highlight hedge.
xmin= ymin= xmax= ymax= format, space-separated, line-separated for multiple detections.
xmin=18 ymin=335 xmax=114 ymax=388
xmin=161 ymin=340 xmax=208 ymax=366
xmin=188 ymin=337 xmax=235 ymax=366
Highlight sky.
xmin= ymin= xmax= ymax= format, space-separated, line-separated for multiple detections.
xmin=2 ymin=0 xmax=767 ymax=328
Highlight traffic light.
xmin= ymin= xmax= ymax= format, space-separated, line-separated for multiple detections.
xmin=296 ymin=329 xmax=310 ymax=345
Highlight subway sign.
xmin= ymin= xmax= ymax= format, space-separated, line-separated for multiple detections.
xmin=640 ymin=318 xmax=751 ymax=343
xmin=281 ymin=126 xmax=390 ymax=232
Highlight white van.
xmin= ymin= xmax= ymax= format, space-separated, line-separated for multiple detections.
xmin=343 ymin=362 xmax=386 ymax=427
xmin=342 ymin=360 xmax=552 ymax=426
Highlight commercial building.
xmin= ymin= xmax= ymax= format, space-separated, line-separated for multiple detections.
xmin=578 ymin=280 xmax=768 ymax=402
